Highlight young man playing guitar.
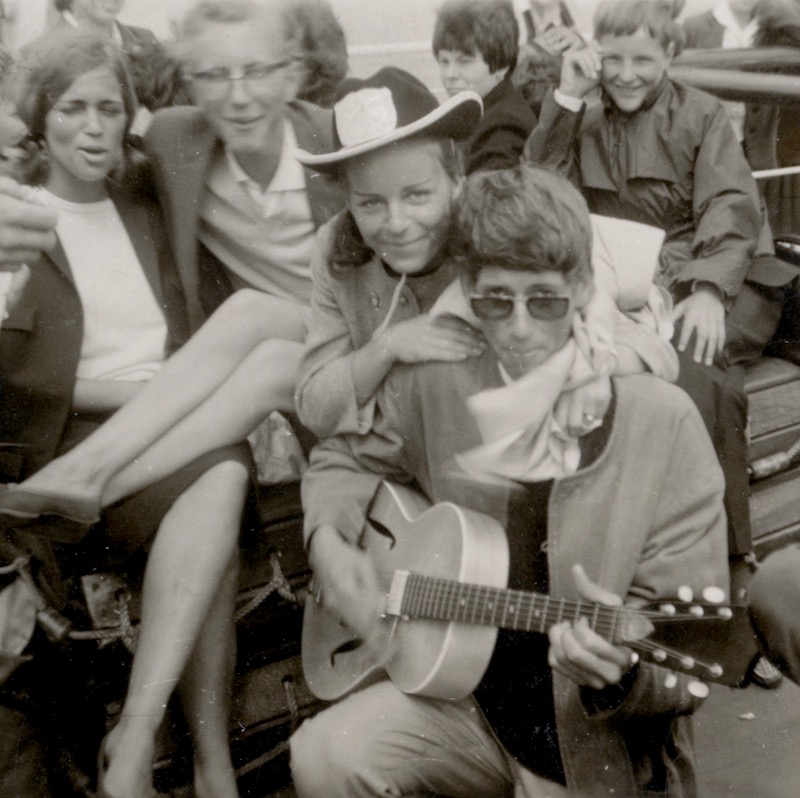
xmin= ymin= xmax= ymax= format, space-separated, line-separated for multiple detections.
xmin=292 ymin=165 xmax=731 ymax=797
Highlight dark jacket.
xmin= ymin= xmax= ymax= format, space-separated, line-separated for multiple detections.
xmin=143 ymin=102 xmax=343 ymax=331
xmin=0 ymin=185 xmax=186 ymax=481
xmin=465 ymin=76 xmax=536 ymax=174
xmin=524 ymin=81 xmax=761 ymax=300
xmin=683 ymin=10 xmax=780 ymax=171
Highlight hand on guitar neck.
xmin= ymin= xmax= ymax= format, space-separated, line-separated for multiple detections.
xmin=548 ymin=564 xmax=638 ymax=691
xmin=303 ymin=482 xmax=758 ymax=702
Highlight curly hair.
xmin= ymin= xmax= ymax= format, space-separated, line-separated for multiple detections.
xmin=14 ymin=29 xmax=140 ymax=186
xmin=452 ymin=164 xmax=593 ymax=290
xmin=289 ymin=0 xmax=348 ymax=108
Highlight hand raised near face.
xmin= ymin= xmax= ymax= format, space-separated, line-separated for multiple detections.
xmin=0 ymin=177 xmax=58 ymax=265
xmin=559 ymin=43 xmax=602 ymax=100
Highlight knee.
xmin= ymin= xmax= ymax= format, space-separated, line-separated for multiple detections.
xmin=223 ymin=288 xmax=268 ymax=319
xmin=290 ymin=712 xmax=381 ymax=798
xmin=750 ymin=547 xmax=800 ymax=628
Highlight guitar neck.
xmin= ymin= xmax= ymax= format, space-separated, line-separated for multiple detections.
xmin=390 ymin=571 xmax=634 ymax=642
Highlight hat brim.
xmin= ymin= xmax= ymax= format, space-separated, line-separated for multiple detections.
xmin=295 ymin=90 xmax=483 ymax=173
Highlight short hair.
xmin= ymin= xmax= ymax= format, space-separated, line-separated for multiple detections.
xmin=453 ymin=164 xmax=593 ymax=289
xmin=174 ymin=0 xmax=304 ymax=63
xmin=594 ymin=0 xmax=685 ymax=54
xmin=432 ymin=0 xmax=519 ymax=74
xmin=332 ymin=137 xmax=464 ymax=270
xmin=14 ymin=29 xmax=139 ymax=184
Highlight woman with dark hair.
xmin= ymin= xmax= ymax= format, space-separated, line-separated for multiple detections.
xmin=2 ymin=29 xmax=249 ymax=798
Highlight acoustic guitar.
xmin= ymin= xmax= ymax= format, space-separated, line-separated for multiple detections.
xmin=302 ymin=481 xmax=760 ymax=702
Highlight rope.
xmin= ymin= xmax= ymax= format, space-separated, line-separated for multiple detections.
xmin=231 ymin=674 xmax=302 ymax=778
xmin=749 ymin=435 xmax=800 ymax=481
xmin=69 ymin=599 xmax=139 ymax=653
xmin=234 ymin=551 xmax=303 ymax=624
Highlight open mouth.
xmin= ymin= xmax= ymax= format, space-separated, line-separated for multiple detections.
xmin=79 ymin=147 xmax=109 ymax=164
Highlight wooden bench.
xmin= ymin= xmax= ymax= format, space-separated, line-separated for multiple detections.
xmin=746 ymin=356 xmax=800 ymax=557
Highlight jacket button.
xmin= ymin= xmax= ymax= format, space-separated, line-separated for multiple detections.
xmin=370 ymin=292 xmax=381 ymax=308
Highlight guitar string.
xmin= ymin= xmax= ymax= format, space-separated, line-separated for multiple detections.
xmin=379 ymin=569 xmax=729 ymax=627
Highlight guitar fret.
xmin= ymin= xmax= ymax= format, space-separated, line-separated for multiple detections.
xmin=590 ymin=601 xmax=600 ymax=633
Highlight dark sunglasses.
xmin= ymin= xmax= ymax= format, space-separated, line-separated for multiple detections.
xmin=469 ymin=294 xmax=571 ymax=321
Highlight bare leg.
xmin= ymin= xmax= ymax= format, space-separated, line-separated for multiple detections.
xmin=19 ymin=290 xmax=305 ymax=502
xmin=103 ymin=339 xmax=302 ymax=504
xmin=180 ymin=556 xmax=240 ymax=798
xmin=99 ymin=458 xmax=249 ymax=798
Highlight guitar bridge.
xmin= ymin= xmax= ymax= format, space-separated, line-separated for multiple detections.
xmin=386 ymin=570 xmax=410 ymax=617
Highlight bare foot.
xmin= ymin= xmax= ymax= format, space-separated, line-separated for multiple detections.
xmin=98 ymin=721 xmax=157 ymax=798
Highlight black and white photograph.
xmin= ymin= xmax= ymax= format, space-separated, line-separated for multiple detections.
xmin=0 ymin=0 xmax=799 ymax=796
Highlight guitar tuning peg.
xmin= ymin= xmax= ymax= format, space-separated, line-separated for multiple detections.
xmin=677 ymin=585 xmax=693 ymax=603
xmin=708 ymin=664 xmax=724 ymax=679
xmin=688 ymin=680 xmax=710 ymax=699
xmin=688 ymin=605 xmax=704 ymax=618
xmin=717 ymin=607 xmax=733 ymax=620
xmin=702 ymin=586 xmax=726 ymax=604
xmin=658 ymin=603 xmax=676 ymax=616
xmin=664 ymin=673 xmax=678 ymax=689
xmin=653 ymin=649 xmax=667 ymax=663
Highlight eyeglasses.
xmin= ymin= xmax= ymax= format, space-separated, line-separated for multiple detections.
xmin=469 ymin=294 xmax=571 ymax=321
xmin=188 ymin=61 xmax=294 ymax=99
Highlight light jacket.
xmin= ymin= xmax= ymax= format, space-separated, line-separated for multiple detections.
xmin=296 ymin=214 xmax=679 ymax=440
xmin=302 ymin=358 xmax=729 ymax=797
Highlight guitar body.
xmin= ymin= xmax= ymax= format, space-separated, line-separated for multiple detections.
xmin=303 ymin=482 xmax=760 ymax=702
xmin=302 ymin=482 xmax=509 ymax=701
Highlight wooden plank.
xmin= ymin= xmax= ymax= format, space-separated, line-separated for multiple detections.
xmin=748 ymin=379 xmax=800 ymax=440
xmin=750 ymin=465 xmax=800 ymax=541
xmin=745 ymin=357 xmax=800 ymax=393
xmin=749 ymin=421 xmax=800 ymax=463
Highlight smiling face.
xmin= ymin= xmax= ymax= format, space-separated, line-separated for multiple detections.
xmin=599 ymin=27 xmax=673 ymax=114
xmin=44 ymin=66 xmax=127 ymax=202
xmin=346 ymin=138 xmax=459 ymax=275
xmin=472 ymin=267 xmax=585 ymax=379
xmin=184 ymin=17 xmax=301 ymax=161
xmin=437 ymin=49 xmax=504 ymax=98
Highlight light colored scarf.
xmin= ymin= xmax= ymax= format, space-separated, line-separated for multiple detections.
xmin=454 ymin=298 xmax=614 ymax=484
xmin=430 ymin=214 xmax=670 ymax=483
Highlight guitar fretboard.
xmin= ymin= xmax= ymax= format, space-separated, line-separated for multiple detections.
xmin=393 ymin=571 xmax=636 ymax=643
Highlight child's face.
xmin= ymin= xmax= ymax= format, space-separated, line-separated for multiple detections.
xmin=598 ymin=28 xmax=673 ymax=113
xmin=346 ymin=137 xmax=457 ymax=276
xmin=437 ymin=49 xmax=504 ymax=99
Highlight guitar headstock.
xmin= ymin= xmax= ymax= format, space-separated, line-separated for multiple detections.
xmin=622 ymin=592 xmax=760 ymax=688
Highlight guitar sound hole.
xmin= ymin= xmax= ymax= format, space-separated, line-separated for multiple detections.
xmin=367 ymin=517 xmax=397 ymax=548
xmin=331 ymin=638 xmax=364 ymax=666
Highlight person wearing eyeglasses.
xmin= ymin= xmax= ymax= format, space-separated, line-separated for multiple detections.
xmin=291 ymin=163 xmax=729 ymax=798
